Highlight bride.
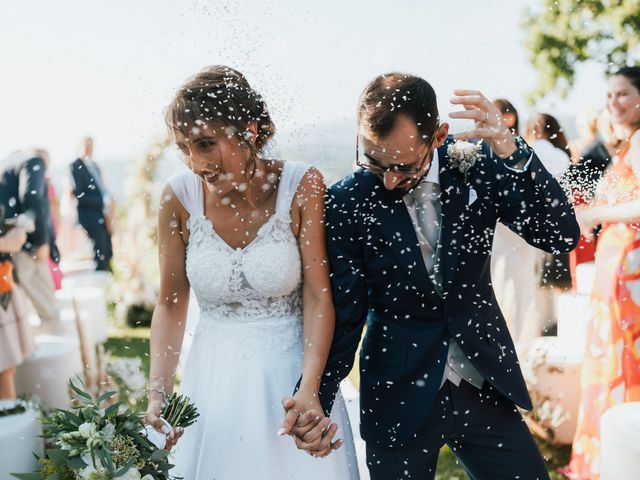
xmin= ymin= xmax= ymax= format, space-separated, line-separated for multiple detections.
xmin=145 ymin=65 xmax=359 ymax=479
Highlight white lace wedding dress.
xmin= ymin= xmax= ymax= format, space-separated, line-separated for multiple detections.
xmin=168 ymin=161 xmax=359 ymax=479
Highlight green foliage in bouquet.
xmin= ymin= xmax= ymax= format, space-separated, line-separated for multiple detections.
xmin=11 ymin=380 xmax=198 ymax=480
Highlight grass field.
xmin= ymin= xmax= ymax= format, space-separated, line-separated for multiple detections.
xmin=106 ymin=324 xmax=570 ymax=479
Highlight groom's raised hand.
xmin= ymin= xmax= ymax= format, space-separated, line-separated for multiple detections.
xmin=280 ymin=396 xmax=343 ymax=457
xmin=449 ymin=89 xmax=518 ymax=159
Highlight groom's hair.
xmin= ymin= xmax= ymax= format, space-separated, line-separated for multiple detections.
xmin=357 ymin=72 xmax=439 ymax=142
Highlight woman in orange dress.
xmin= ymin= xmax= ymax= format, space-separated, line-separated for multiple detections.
xmin=566 ymin=66 xmax=640 ymax=479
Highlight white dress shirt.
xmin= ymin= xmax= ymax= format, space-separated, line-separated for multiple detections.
xmin=403 ymin=147 xmax=533 ymax=390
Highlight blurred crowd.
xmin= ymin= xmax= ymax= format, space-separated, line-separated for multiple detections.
xmin=0 ymin=136 xmax=115 ymax=399
xmin=491 ymin=66 xmax=640 ymax=479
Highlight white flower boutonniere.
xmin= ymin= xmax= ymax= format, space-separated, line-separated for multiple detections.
xmin=447 ymin=140 xmax=486 ymax=183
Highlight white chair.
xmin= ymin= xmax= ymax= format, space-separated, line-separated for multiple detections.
xmin=575 ymin=261 xmax=596 ymax=296
xmin=62 ymin=270 xmax=112 ymax=292
xmin=0 ymin=401 xmax=43 ymax=478
xmin=58 ymin=259 xmax=96 ymax=275
xmin=14 ymin=335 xmax=84 ymax=410
xmin=56 ymin=287 xmax=109 ymax=345
xmin=600 ymin=402 xmax=640 ymax=480
xmin=554 ymin=291 xmax=590 ymax=354
xmin=525 ymin=336 xmax=583 ymax=444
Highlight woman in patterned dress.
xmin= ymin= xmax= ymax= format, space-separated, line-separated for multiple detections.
xmin=566 ymin=66 xmax=640 ymax=479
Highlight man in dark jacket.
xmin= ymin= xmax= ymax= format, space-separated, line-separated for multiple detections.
xmin=284 ymin=74 xmax=580 ymax=479
xmin=0 ymin=149 xmax=62 ymax=332
xmin=70 ymin=136 xmax=113 ymax=271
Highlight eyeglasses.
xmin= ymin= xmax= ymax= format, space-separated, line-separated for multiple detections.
xmin=355 ymin=125 xmax=439 ymax=177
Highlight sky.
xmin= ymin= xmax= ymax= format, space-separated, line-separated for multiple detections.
xmin=0 ymin=0 xmax=608 ymax=168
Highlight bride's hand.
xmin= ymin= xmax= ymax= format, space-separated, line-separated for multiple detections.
xmin=145 ymin=396 xmax=183 ymax=450
xmin=280 ymin=390 xmax=343 ymax=458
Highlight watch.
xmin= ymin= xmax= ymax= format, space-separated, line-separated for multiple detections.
xmin=502 ymin=135 xmax=532 ymax=168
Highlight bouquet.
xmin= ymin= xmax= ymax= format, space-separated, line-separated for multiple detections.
xmin=12 ymin=380 xmax=198 ymax=480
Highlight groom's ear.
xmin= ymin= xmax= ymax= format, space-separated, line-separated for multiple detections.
xmin=434 ymin=122 xmax=449 ymax=148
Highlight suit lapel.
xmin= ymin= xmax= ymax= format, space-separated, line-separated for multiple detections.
xmin=357 ymin=170 xmax=439 ymax=300
xmin=437 ymin=140 xmax=468 ymax=297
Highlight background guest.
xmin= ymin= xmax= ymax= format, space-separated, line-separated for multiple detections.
xmin=37 ymin=149 xmax=63 ymax=290
xmin=564 ymin=109 xmax=617 ymax=286
xmin=0 ymin=150 xmax=62 ymax=334
xmin=0 ymin=207 xmax=35 ymax=399
xmin=569 ymin=106 xmax=600 ymax=161
xmin=523 ymin=112 xmax=571 ymax=178
xmin=523 ymin=113 xmax=572 ymax=297
xmin=70 ymin=136 xmax=114 ymax=272
xmin=493 ymin=97 xmax=519 ymax=135
xmin=567 ymin=65 xmax=640 ymax=480
xmin=490 ymin=98 xmax=544 ymax=354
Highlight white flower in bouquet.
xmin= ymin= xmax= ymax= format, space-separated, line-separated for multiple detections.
xmin=101 ymin=423 xmax=116 ymax=441
xmin=78 ymin=422 xmax=98 ymax=439
xmin=79 ymin=451 xmax=106 ymax=479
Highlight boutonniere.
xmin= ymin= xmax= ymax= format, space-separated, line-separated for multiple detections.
xmin=447 ymin=140 xmax=486 ymax=184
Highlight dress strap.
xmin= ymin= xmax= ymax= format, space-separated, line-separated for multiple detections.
xmin=275 ymin=161 xmax=311 ymax=216
xmin=168 ymin=170 xmax=203 ymax=216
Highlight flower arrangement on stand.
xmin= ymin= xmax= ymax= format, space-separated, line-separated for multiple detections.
xmin=111 ymin=136 xmax=170 ymax=330
xmin=12 ymin=380 xmax=198 ymax=480
xmin=522 ymin=348 xmax=569 ymax=444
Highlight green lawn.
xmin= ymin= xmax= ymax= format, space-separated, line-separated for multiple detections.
xmin=106 ymin=325 xmax=570 ymax=479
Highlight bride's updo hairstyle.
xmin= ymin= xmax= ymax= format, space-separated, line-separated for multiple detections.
xmin=165 ymin=66 xmax=275 ymax=158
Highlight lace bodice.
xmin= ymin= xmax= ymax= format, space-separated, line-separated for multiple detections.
xmin=169 ymin=162 xmax=310 ymax=354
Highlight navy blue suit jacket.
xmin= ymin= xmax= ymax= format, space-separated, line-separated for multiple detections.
xmin=70 ymin=158 xmax=106 ymax=212
xmin=319 ymin=136 xmax=580 ymax=448
xmin=0 ymin=151 xmax=58 ymax=259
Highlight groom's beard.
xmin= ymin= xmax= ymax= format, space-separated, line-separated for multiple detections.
xmin=375 ymin=177 xmax=418 ymax=200
xmin=387 ymin=175 xmax=425 ymax=196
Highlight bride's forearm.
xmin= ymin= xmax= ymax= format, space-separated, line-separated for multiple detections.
xmin=300 ymin=295 xmax=335 ymax=392
xmin=149 ymin=304 xmax=188 ymax=396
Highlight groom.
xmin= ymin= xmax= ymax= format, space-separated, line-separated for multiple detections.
xmin=283 ymin=73 xmax=579 ymax=479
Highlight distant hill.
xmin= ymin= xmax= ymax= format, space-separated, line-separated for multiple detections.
xmin=47 ymin=114 xmax=579 ymax=200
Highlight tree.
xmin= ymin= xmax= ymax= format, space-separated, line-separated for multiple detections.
xmin=523 ymin=0 xmax=640 ymax=103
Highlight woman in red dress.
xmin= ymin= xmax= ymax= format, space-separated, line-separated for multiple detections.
xmin=566 ymin=66 xmax=640 ymax=479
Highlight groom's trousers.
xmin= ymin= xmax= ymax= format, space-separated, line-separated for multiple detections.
xmin=365 ymin=380 xmax=549 ymax=480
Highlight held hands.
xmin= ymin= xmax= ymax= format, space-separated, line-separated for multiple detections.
xmin=280 ymin=389 xmax=343 ymax=458
xmin=449 ymin=89 xmax=517 ymax=159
